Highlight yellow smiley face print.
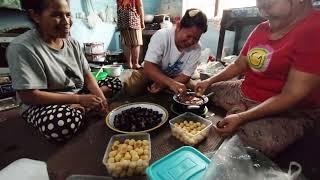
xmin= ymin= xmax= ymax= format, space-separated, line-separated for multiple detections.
xmin=247 ymin=47 xmax=271 ymax=72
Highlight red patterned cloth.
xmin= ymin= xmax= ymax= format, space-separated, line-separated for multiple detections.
xmin=117 ymin=0 xmax=141 ymax=30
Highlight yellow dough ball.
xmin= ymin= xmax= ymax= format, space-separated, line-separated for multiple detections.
xmin=108 ymin=157 xmax=115 ymax=163
xmin=114 ymin=154 xmax=122 ymax=162
xmin=127 ymin=145 xmax=133 ymax=151
xmin=142 ymin=140 xmax=149 ymax=146
xmin=140 ymin=155 xmax=149 ymax=160
xmin=108 ymin=150 xmax=117 ymax=158
xmin=136 ymin=148 xmax=144 ymax=156
xmin=124 ymin=152 xmax=131 ymax=160
xmin=113 ymin=140 xmax=120 ymax=146
xmin=124 ymin=139 xmax=130 ymax=144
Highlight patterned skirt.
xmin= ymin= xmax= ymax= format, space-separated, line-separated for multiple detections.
xmin=121 ymin=29 xmax=143 ymax=46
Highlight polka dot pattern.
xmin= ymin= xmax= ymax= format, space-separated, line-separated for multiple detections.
xmin=97 ymin=76 xmax=122 ymax=95
xmin=22 ymin=104 xmax=85 ymax=142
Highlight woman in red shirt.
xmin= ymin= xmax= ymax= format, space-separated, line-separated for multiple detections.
xmin=196 ymin=0 xmax=320 ymax=157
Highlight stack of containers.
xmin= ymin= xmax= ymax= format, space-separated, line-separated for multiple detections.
xmin=84 ymin=42 xmax=106 ymax=62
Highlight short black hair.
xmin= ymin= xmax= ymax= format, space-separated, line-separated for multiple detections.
xmin=180 ymin=8 xmax=208 ymax=33
xmin=20 ymin=0 xmax=69 ymax=25
xmin=20 ymin=0 xmax=69 ymax=14
xmin=20 ymin=0 xmax=51 ymax=14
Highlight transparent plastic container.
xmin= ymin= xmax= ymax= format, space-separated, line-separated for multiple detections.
xmin=102 ymin=133 xmax=151 ymax=178
xmin=169 ymin=112 xmax=212 ymax=146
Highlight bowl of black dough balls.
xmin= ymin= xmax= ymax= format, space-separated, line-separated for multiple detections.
xmin=106 ymin=102 xmax=169 ymax=133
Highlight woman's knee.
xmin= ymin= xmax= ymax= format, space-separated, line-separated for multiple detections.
xmin=208 ymin=80 xmax=243 ymax=110
xmin=27 ymin=105 xmax=85 ymax=142
xmin=237 ymin=117 xmax=304 ymax=158
xmin=98 ymin=76 xmax=123 ymax=96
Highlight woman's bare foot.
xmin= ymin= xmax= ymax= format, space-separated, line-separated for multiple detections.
xmin=133 ymin=64 xmax=142 ymax=69
xmin=127 ymin=62 xmax=133 ymax=69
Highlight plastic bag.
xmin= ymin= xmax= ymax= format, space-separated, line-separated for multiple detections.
xmin=202 ymin=136 xmax=304 ymax=180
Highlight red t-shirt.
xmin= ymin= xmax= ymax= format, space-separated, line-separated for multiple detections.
xmin=240 ymin=10 xmax=320 ymax=108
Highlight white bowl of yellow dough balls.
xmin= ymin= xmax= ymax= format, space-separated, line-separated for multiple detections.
xmin=102 ymin=133 xmax=151 ymax=178
xmin=169 ymin=112 xmax=212 ymax=146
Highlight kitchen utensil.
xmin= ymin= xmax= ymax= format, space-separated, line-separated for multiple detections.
xmin=170 ymin=104 xmax=208 ymax=116
xmin=84 ymin=42 xmax=105 ymax=55
xmin=144 ymin=14 xmax=154 ymax=23
xmin=93 ymin=66 xmax=108 ymax=81
xmin=91 ymin=71 xmax=108 ymax=81
xmin=173 ymin=91 xmax=210 ymax=115
xmin=93 ymin=66 xmax=105 ymax=79
xmin=85 ymin=53 xmax=106 ymax=62
xmin=160 ymin=15 xmax=173 ymax=29
xmin=103 ymin=64 xmax=123 ymax=77
xmin=153 ymin=14 xmax=169 ymax=24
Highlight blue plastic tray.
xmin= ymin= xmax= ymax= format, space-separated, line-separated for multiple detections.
xmin=146 ymin=146 xmax=211 ymax=180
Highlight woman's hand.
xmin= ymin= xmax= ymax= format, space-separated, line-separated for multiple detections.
xmin=99 ymin=98 xmax=110 ymax=114
xmin=77 ymin=94 xmax=104 ymax=109
xmin=195 ymin=79 xmax=211 ymax=96
xmin=169 ymin=81 xmax=187 ymax=95
xmin=147 ymin=82 xmax=164 ymax=94
xmin=141 ymin=23 xmax=145 ymax=30
xmin=214 ymin=113 xmax=244 ymax=136
xmin=69 ymin=104 xmax=85 ymax=113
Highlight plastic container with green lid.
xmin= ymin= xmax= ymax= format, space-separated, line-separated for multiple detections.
xmin=146 ymin=146 xmax=212 ymax=180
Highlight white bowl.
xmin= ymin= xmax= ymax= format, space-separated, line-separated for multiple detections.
xmin=106 ymin=102 xmax=169 ymax=133
xmin=144 ymin=14 xmax=154 ymax=23
xmin=103 ymin=64 xmax=123 ymax=77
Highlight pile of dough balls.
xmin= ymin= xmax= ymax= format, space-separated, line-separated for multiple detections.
xmin=105 ymin=139 xmax=150 ymax=177
xmin=171 ymin=120 xmax=209 ymax=145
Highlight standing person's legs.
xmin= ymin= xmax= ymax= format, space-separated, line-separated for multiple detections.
xmin=131 ymin=45 xmax=141 ymax=69
xmin=121 ymin=29 xmax=143 ymax=69
xmin=132 ymin=28 xmax=143 ymax=69
xmin=121 ymin=30 xmax=133 ymax=69
xmin=123 ymin=45 xmax=133 ymax=69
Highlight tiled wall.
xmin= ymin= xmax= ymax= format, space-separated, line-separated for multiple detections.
xmin=159 ymin=0 xmax=183 ymax=17
xmin=0 ymin=0 xmax=236 ymax=56
xmin=70 ymin=0 xmax=160 ymax=51
xmin=144 ymin=0 xmax=161 ymax=14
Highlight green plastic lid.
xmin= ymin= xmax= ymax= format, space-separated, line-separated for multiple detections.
xmin=91 ymin=71 xmax=108 ymax=81
xmin=146 ymin=146 xmax=211 ymax=180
